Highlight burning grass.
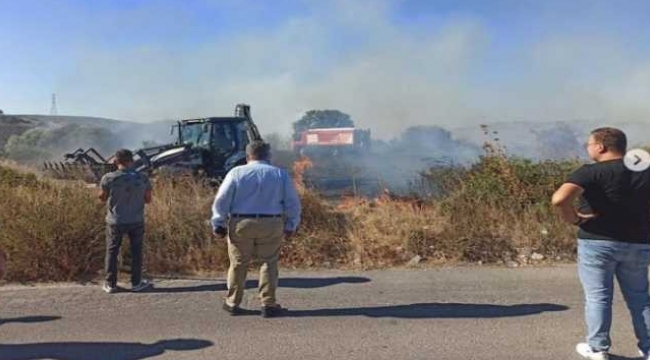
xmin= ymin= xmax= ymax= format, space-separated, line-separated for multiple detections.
xmin=0 ymin=147 xmax=582 ymax=282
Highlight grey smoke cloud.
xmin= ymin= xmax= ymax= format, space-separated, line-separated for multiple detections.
xmin=43 ymin=0 xmax=650 ymax=139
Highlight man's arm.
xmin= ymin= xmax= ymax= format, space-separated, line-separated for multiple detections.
xmin=144 ymin=189 xmax=152 ymax=204
xmin=98 ymin=189 xmax=109 ymax=202
xmin=282 ymin=170 xmax=302 ymax=237
xmin=98 ymin=176 xmax=110 ymax=202
xmin=211 ymin=171 xmax=237 ymax=236
xmin=144 ymin=177 xmax=153 ymax=204
xmin=551 ymin=183 xmax=592 ymax=225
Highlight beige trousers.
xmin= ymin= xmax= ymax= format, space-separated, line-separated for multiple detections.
xmin=225 ymin=217 xmax=284 ymax=307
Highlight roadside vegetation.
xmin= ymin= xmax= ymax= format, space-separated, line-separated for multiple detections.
xmin=0 ymin=141 xmax=581 ymax=282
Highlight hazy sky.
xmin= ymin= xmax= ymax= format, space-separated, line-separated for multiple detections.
xmin=1 ymin=0 xmax=650 ymax=137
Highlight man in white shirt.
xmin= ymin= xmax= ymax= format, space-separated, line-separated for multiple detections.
xmin=211 ymin=141 xmax=301 ymax=317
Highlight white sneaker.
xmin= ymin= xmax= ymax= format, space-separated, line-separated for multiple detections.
xmin=576 ymin=343 xmax=609 ymax=360
xmin=131 ymin=280 xmax=152 ymax=292
xmin=639 ymin=350 xmax=649 ymax=360
xmin=102 ymin=282 xmax=117 ymax=294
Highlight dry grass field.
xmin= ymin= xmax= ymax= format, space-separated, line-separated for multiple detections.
xmin=0 ymin=145 xmax=581 ymax=282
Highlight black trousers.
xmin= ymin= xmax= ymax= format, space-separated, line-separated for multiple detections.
xmin=105 ymin=222 xmax=144 ymax=286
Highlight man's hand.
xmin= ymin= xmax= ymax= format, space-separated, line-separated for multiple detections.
xmin=552 ymin=183 xmax=589 ymax=225
xmin=575 ymin=211 xmax=597 ymax=225
xmin=98 ymin=189 xmax=109 ymax=203
xmin=213 ymin=226 xmax=227 ymax=239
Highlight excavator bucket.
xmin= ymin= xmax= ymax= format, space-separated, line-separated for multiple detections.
xmin=42 ymin=148 xmax=115 ymax=183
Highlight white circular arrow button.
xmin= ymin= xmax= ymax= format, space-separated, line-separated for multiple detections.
xmin=624 ymin=149 xmax=650 ymax=172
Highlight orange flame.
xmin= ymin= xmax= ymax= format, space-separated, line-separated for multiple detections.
xmin=375 ymin=188 xmax=428 ymax=211
xmin=292 ymin=156 xmax=313 ymax=192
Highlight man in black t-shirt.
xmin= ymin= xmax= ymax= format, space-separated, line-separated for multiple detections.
xmin=552 ymin=127 xmax=650 ymax=360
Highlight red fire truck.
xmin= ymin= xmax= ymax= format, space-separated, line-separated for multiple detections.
xmin=292 ymin=127 xmax=370 ymax=156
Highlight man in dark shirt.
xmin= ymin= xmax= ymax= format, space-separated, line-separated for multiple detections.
xmin=552 ymin=127 xmax=650 ymax=360
xmin=99 ymin=149 xmax=153 ymax=294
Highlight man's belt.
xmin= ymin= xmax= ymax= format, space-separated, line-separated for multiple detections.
xmin=231 ymin=214 xmax=283 ymax=218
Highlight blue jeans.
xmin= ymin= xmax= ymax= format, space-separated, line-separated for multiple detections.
xmin=578 ymin=239 xmax=650 ymax=353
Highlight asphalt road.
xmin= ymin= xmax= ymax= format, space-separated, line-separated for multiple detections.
xmin=0 ymin=265 xmax=645 ymax=360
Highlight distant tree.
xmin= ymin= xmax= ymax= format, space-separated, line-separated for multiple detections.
xmin=534 ymin=123 xmax=582 ymax=160
xmin=399 ymin=126 xmax=455 ymax=149
xmin=392 ymin=125 xmax=481 ymax=165
xmin=292 ymin=110 xmax=354 ymax=139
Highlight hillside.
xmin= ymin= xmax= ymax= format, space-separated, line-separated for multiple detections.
xmin=0 ymin=115 xmax=43 ymax=150
xmin=12 ymin=114 xmax=134 ymax=128
xmin=0 ymin=114 xmax=175 ymax=159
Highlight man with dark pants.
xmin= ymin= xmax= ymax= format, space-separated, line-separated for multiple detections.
xmin=211 ymin=141 xmax=301 ymax=317
xmin=552 ymin=127 xmax=650 ymax=360
xmin=99 ymin=149 xmax=153 ymax=294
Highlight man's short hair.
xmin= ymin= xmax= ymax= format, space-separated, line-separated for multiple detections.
xmin=246 ymin=141 xmax=271 ymax=160
xmin=114 ymin=149 xmax=134 ymax=165
xmin=591 ymin=127 xmax=627 ymax=154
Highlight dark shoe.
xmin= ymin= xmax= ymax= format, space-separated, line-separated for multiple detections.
xmin=222 ymin=302 xmax=244 ymax=316
xmin=261 ymin=304 xmax=284 ymax=318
